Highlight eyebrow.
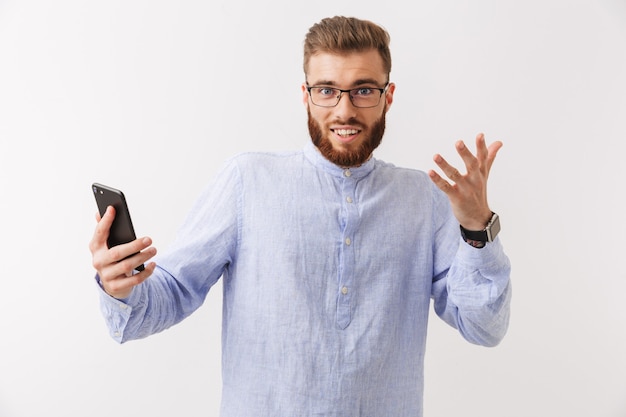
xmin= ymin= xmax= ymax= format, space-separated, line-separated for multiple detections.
xmin=309 ymin=78 xmax=386 ymax=88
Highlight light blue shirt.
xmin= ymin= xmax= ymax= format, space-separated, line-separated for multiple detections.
xmin=98 ymin=142 xmax=512 ymax=417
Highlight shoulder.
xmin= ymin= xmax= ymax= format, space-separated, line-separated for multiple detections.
xmin=372 ymin=158 xmax=431 ymax=183
xmin=218 ymin=149 xmax=306 ymax=182
xmin=371 ymin=158 xmax=448 ymax=205
xmin=227 ymin=149 xmax=304 ymax=168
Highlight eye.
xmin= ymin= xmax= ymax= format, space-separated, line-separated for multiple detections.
xmin=352 ymin=87 xmax=374 ymax=96
xmin=316 ymin=87 xmax=336 ymax=96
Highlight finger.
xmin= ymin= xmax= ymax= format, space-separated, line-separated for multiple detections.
xmin=89 ymin=206 xmax=115 ymax=253
xmin=104 ymin=261 xmax=157 ymax=299
xmin=481 ymin=140 xmax=503 ymax=175
xmin=475 ymin=133 xmax=488 ymax=163
xmin=428 ymin=169 xmax=456 ymax=196
xmin=92 ymin=236 xmax=155 ymax=280
xmin=98 ymin=243 xmax=156 ymax=287
xmin=455 ymin=140 xmax=479 ymax=172
xmin=111 ymin=246 xmax=157 ymax=277
xmin=108 ymin=237 xmax=155 ymax=266
xmin=475 ymin=133 xmax=503 ymax=174
xmin=486 ymin=140 xmax=503 ymax=166
xmin=433 ymin=153 xmax=463 ymax=183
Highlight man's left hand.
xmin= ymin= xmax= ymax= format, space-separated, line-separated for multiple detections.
xmin=428 ymin=132 xmax=502 ymax=230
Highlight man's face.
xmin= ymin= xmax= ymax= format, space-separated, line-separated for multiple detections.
xmin=302 ymin=49 xmax=395 ymax=167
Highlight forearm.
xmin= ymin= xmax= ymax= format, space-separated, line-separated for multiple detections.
xmin=95 ymin=266 xmax=206 ymax=343
xmin=433 ymin=238 xmax=512 ymax=347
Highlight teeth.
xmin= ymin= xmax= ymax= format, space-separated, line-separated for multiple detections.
xmin=336 ymin=129 xmax=358 ymax=137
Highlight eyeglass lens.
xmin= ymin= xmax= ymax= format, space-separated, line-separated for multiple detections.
xmin=309 ymin=87 xmax=383 ymax=108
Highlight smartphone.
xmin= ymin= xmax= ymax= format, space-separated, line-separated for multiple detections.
xmin=92 ymin=183 xmax=145 ymax=272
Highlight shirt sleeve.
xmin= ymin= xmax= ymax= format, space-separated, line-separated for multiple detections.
xmin=94 ymin=274 xmax=133 ymax=343
xmin=96 ymin=158 xmax=241 ymax=343
xmin=430 ymin=187 xmax=512 ymax=347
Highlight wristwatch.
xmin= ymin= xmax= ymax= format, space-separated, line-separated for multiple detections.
xmin=460 ymin=212 xmax=501 ymax=248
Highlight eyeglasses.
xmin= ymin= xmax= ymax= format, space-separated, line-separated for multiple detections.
xmin=306 ymin=83 xmax=389 ymax=108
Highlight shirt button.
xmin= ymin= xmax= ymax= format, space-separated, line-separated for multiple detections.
xmin=119 ymin=304 xmax=127 ymax=310
xmin=344 ymin=169 xmax=352 ymax=177
xmin=341 ymin=286 xmax=348 ymax=295
xmin=346 ymin=196 xmax=353 ymax=203
xmin=345 ymin=237 xmax=351 ymax=245
xmin=114 ymin=331 xmax=120 ymax=337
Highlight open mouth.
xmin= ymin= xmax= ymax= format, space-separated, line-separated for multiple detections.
xmin=334 ymin=128 xmax=360 ymax=137
xmin=332 ymin=128 xmax=360 ymax=143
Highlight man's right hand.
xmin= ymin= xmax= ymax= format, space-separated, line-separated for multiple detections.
xmin=89 ymin=205 xmax=157 ymax=299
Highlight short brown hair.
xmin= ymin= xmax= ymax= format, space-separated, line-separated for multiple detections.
xmin=303 ymin=16 xmax=392 ymax=78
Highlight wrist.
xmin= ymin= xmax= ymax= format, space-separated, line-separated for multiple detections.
xmin=460 ymin=212 xmax=501 ymax=248
xmin=462 ymin=238 xmax=486 ymax=249
xmin=460 ymin=211 xmax=493 ymax=231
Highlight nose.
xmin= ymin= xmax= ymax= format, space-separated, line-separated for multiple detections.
xmin=334 ymin=91 xmax=357 ymax=118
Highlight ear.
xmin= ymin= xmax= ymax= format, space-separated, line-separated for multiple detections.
xmin=384 ymin=82 xmax=395 ymax=111
xmin=301 ymin=83 xmax=309 ymax=107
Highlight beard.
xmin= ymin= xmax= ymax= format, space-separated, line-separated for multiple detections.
xmin=307 ymin=107 xmax=386 ymax=167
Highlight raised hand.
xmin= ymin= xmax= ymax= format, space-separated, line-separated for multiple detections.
xmin=428 ymin=133 xmax=502 ymax=230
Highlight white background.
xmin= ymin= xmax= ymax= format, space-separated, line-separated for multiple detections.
xmin=1 ymin=0 xmax=625 ymax=416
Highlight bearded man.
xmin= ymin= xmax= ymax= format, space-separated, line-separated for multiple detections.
xmin=90 ymin=15 xmax=511 ymax=417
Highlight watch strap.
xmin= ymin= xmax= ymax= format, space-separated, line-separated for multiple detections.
xmin=460 ymin=212 xmax=500 ymax=245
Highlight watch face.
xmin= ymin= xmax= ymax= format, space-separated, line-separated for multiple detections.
xmin=486 ymin=213 xmax=501 ymax=242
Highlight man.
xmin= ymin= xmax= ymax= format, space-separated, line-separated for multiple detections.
xmin=90 ymin=16 xmax=511 ymax=417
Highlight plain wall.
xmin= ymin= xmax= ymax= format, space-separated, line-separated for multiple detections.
xmin=1 ymin=0 xmax=625 ymax=416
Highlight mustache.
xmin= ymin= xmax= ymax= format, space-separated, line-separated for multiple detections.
xmin=332 ymin=117 xmax=364 ymax=128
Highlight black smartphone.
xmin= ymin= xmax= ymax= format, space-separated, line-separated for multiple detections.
xmin=92 ymin=183 xmax=145 ymax=272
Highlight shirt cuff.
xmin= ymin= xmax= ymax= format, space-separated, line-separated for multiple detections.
xmin=94 ymin=274 xmax=134 ymax=343
xmin=455 ymin=236 xmax=506 ymax=268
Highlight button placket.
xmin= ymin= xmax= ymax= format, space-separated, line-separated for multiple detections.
xmin=337 ymin=174 xmax=359 ymax=329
